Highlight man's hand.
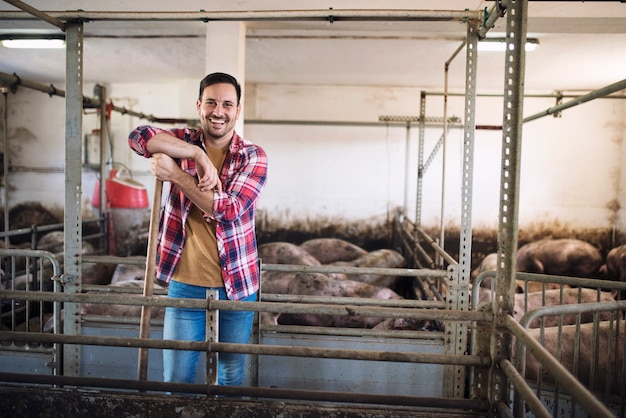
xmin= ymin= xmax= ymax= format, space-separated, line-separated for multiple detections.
xmin=195 ymin=153 xmax=223 ymax=194
xmin=150 ymin=153 xmax=182 ymax=183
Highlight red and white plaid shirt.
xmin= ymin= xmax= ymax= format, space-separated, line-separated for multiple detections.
xmin=128 ymin=125 xmax=268 ymax=301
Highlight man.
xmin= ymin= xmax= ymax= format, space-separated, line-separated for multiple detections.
xmin=128 ymin=72 xmax=268 ymax=387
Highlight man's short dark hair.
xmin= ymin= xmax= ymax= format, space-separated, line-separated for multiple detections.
xmin=199 ymin=72 xmax=242 ymax=104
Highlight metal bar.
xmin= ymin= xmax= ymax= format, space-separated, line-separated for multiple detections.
xmin=477 ymin=0 xmax=507 ymax=39
xmin=0 ymin=249 xmax=61 ymax=275
xmin=515 ymin=272 xmax=626 ymax=292
xmin=474 ymin=270 xmax=626 ymax=295
xmin=214 ymin=300 xmax=493 ymax=322
xmin=416 ymin=91 xmax=426 ymax=227
xmin=81 ymin=254 xmax=147 ymax=265
xmin=497 ymin=1 xmax=529 ymax=414
xmin=504 ymin=315 xmax=615 ymax=418
xmin=1 ymin=0 xmax=66 ymax=30
xmin=0 ymin=71 xmax=196 ymax=124
xmin=262 ymin=324 xmax=444 ymax=340
xmin=414 ymin=225 xmax=458 ymax=266
xmin=0 ymin=373 xmax=489 ymax=410
xmin=255 ymin=118 xmax=458 ymax=128
xmin=403 ymin=122 xmax=411 ymax=218
xmin=1 ymin=86 xmax=8 ymax=246
xmin=63 ymin=21 xmax=84 ymax=377
xmin=499 ymin=359 xmax=552 ymax=418
xmin=0 ymin=289 xmax=493 ymax=322
xmin=261 ymin=262 xmax=448 ymax=278
xmin=524 ymin=78 xmax=626 ymax=123
xmin=80 ymin=314 xmax=163 ymax=326
xmin=518 ymin=300 xmax=626 ymax=329
xmin=0 ymin=9 xmax=482 ymax=22
xmin=260 ymin=293 xmax=446 ymax=308
xmin=0 ymin=331 xmax=490 ymax=367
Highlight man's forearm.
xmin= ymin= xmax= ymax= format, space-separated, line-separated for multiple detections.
xmin=146 ymin=132 xmax=201 ymax=160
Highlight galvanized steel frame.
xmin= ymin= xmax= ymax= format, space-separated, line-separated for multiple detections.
xmin=63 ymin=21 xmax=84 ymax=378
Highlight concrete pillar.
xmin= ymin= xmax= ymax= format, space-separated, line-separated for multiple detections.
xmin=205 ymin=21 xmax=246 ymax=136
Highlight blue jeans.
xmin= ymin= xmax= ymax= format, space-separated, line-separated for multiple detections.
xmin=162 ymin=280 xmax=256 ymax=386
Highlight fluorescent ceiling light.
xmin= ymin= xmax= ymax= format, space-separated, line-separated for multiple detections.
xmin=478 ymin=38 xmax=539 ymax=52
xmin=1 ymin=38 xmax=66 ymax=49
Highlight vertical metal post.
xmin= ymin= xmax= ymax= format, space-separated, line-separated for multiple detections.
xmin=1 ymin=86 xmax=8 ymax=244
xmin=415 ymin=92 xmax=426 ymax=228
xmin=206 ymin=289 xmax=219 ymax=389
xmin=402 ymin=122 xmax=411 ymax=219
xmin=442 ymin=21 xmax=479 ymax=399
xmin=63 ymin=20 xmax=84 ymax=377
xmin=495 ymin=1 xmax=528 ymax=415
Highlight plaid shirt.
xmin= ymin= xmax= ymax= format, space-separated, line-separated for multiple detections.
xmin=128 ymin=125 xmax=268 ymax=301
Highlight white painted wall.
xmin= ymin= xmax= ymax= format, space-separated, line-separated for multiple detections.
xmin=1 ymin=80 xmax=625 ymax=233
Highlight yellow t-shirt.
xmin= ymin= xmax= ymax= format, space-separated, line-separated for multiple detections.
xmin=173 ymin=145 xmax=228 ymax=287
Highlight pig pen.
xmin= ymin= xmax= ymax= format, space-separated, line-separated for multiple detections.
xmin=0 ymin=230 xmax=490 ymax=417
xmin=2 ymin=220 xmax=626 ymax=417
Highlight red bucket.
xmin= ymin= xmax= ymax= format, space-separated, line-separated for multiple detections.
xmin=92 ymin=169 xmax=149 ymax=209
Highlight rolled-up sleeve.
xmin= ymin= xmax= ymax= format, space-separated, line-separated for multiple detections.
xmin=212 ymin=145 xmax=268 ymax=225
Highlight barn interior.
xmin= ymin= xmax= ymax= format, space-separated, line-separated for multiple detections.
xmin=0 ymin=1 xmax=626 ymax=417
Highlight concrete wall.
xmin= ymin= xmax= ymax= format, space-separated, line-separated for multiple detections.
xmin=1 ymin=80 xmax=625 ymax=237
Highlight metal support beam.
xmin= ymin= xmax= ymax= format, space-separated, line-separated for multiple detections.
xmin=496 ymin=0 xmax=528 ymax=415
xmin=1 ymin=0 xmax=66 ymax=30
xmin=63 ymin=20 xmax=84 ymax=377
xmin=0 ymin=9 xmax=481 ymax=23
xmin=523 ymin=78 xmax=626 ymax=123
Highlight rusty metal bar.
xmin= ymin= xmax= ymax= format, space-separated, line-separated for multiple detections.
xmin=504 ymin=315 xmax=615 ymax=418
xmin=260 ymin=292 xmax=446 ymax=308
xmin=519 ymin=300 xmax=626 ymax=329
xmin=1 ymin=289 xmax=492 ymax=322
xmin=81 ymin=255 xmax=146 ymax=265
xmin=211 ymin=299 xmax=492 ymax=322
xmin=0 ymin=9 xmax=481 ymax=22
xmin=80 ymin=314 xmax=163 ymax=326
xmin=1 ymin=0 xmax=66 ymax=30
xmin=0 ymin=331 xmax=490 ymax=367
xmin=262 ymin=324 xmax=443 ymax=340
xmin=261 ymin=262 xmax=446 ymax=278
xmin=474 ymin=270 xmax=626 ymax=294
xmin=499 ymin=359 xmax=552 ymax=418
xmin=414 ymin=225 xmax=459 ymax=266
xmin=0 ymin=71 xmax=197 ymax=125
xmin=0 ymin=372 xmax=489 ymax=411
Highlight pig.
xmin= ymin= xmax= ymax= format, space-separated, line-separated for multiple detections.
xmin=471 ymin=253 xmax=498 ymax=288
xmin=513 ymin=288 xmax=615 ymax=328
xmin=602 ymin=244 xmax=626 ymax=299
xmin=37 ymin=231 xmax=114 ymax=285
xmin=523 ymin=320 xmax=626 ymax=394
xmin=326 ymin=249 xmax=406 ymax=289
xmin=80 ymin=280 xmax=165 ymax=319
xmin=299 ymin=238 xmax=368 ymax=264
xmin=110 ymin=263 xmax=149 ymax=284
xmin=261 ymin=271 xmax=401 ymax=328
xmin=515 ymin=239 xmax=602 ymax=293
xmin=516 ymin=238 xmax=602 ymax=277
xmin=603 ymin=244 xmax=626 ymax=281
xmin=258 ymin=242 xmax=321 ymax=266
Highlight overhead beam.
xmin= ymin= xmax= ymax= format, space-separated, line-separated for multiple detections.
xmin=1 ymin=0 xmax=65 ymax=30
xmin=523 ymin=78 xmax=626 ymax=123
xmin=0 ymin=9 xmax=481 ymax=23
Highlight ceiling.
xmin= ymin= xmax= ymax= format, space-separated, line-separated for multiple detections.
xmin=0 ymin=1 xmax=625 ymax=94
